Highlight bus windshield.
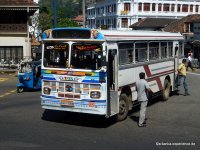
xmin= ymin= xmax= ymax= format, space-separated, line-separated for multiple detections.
xmin=44 ymin=43 xmax=69 ymax=68
xmin=71 ymin=43 xmax=103 ymax=70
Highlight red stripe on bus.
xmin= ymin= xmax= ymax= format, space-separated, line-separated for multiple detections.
xmin=143 ymin=65 xmax=152 ymax=77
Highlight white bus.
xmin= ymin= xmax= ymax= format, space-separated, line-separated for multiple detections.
xmin=41 ymin=28 xmax=184 ymax=121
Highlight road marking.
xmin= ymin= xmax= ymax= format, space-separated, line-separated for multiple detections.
xmin=0 ymin=78 xmax=8 ymax=82
xmin=0 ymin=89 xmax=16 ymax=99
xmin=187 ymin=72 xmax=200 ymax=76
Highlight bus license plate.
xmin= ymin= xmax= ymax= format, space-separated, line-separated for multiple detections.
xmin=61 ymin=100 xmax=74 ymax=107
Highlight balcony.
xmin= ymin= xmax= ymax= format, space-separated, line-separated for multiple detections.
xmin=0 ymin=24 xmax=27 ymax=33
xmin=120 ymin=10 xmax=130 ymax=15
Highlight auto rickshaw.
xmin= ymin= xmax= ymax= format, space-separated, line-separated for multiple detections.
xmin=17 ymin=60 xmax=41 ymax=93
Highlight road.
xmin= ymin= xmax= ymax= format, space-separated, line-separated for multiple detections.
xmin=0 ymin=73 xmax=199 ymax=150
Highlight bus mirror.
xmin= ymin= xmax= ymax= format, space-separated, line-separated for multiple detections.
xmin=110 ymin=49 xmax=117 ymax=56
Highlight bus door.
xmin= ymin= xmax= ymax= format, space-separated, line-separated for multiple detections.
xmin=107 ymin=43 xmax=119 ymax=117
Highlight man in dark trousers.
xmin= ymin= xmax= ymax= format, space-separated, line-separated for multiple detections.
xmin=136 ymin=72 xmax=152 ymax=127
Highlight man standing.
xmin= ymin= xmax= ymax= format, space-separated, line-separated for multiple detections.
xmin=187 ymin=54 xmax=194 ymax=71
xmin=136 ymin=72 xmax=152 ymax=127
xmin=176 ymin=59 xmax=190 ymax=96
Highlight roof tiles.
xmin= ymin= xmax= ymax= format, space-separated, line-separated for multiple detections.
xmin=0 ymin=0 xmax=38 ymax=6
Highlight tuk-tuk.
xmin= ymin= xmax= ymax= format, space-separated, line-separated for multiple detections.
xmin=17 ymin=60 xmax=41 ymax=93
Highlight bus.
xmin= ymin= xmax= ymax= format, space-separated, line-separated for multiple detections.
xmin=41 ymin=28 xmax=184 ymax=121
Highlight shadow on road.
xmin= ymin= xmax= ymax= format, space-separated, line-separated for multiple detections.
xmin=129 ymin=95 xmax=167 ymax=123
xmin=41 ymin=109 xmax=116 ymax=128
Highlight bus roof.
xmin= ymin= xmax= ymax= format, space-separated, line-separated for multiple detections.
xmin=97 ymin=30 xmax=184 ymax=41
xmin=42 ymin=27 xmax=183 ymax=41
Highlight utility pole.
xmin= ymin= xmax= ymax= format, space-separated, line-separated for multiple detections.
xmin=82 ymin=0 xmax=86 ymax=27
xmin=53 ymin=0 xmax=57 ymax=28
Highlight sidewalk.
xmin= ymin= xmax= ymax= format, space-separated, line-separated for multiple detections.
xmin=0 ymin=69 xmax=18 ymax=75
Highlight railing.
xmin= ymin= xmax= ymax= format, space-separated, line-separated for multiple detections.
xmin=120 ymin=10 xmax=129 ymax=15
xmin=0 ymin=24 xmax=27 ymax=32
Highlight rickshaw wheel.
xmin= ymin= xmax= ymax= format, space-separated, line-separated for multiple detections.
xmin=17 ymin=87 xmax=24 ymax=93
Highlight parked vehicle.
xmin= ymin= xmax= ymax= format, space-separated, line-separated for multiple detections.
xmin=17 ymin=60 xmax=41 ymax=93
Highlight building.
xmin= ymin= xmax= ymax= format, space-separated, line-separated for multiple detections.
xmin=72 ymin=15 xmax=84 ymax=26
xmin=0 ymin=0 xmax=39 ymax=65
xmin=87 ymin=0 xmax=200 ymax=30
xmin=129 ymin=18 xmax=178 ymax=31
xmin=163 ymin=14 xmax=200 ymax=58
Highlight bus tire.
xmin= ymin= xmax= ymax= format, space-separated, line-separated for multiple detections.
xmin=115 ymin=93 xmax=129 ymax=121
xmin=162 ymin=79 xmax=171 ymax=101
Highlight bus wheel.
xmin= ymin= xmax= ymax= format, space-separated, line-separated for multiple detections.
xmin=115 ymin=94 xmax=129 ymax=121
xmin=17 ymin=86 xmax=24 ymax=93
xmin=162 ymin=79 xmax=171 ymax=101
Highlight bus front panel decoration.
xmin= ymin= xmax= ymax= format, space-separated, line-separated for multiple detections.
xmin=41 ymin=27 xmax=184 ymax=121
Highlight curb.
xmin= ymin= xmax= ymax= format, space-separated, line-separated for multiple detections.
xmin=0 ymin=70 xmax=18 ymax=76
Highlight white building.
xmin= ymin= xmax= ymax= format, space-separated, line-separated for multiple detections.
xmin=87 ymin=0 xmax=200 ymax=30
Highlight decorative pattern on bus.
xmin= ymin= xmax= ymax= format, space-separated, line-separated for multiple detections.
xmin=42 ymin=70 xmax=106 ymax=83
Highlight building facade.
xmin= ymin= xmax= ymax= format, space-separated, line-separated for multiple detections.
xmin=0 ymin=0 xmax=39 ymax=66
xmin=87 ymin=0 xmax=200 ymax=30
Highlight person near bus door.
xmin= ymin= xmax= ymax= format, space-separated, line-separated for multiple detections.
xmin=175 ymin=59 xmax=190 ymax=96
xmin=136 ymin=72 xmax=152 ymax=127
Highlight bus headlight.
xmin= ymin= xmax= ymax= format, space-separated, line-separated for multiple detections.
xmin=43 ymin=87 xmax=51 ymax=95
xmin=90 ymin=91 xmax=101 ymax=99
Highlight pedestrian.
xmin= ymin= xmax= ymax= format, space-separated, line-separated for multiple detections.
xmin=187 ymin=53 xmax=194 ymax=71
xmin=136 ymin=72 xmax=152 ymax=127
xmin=176 ymin=59 xmax=190 ymax=96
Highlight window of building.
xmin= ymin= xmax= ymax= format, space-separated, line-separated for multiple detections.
xmin=158 ymin=3 xmax=162 ymax=11
xmin=149 ymin=42 xmax=159 ymax=60
xmin=144 ymin=3 xmax=150 ymax=11
xmin=124 ymin=3 xmax=131 ymax=11
xmin=182 ymin=4 xmax=188 ymax=12
xmin=196 ymin=5 xmax=199 ymax=13
xmin=121 ymin=18 xmax=128 ymax=28
xmin=0 ymin=46 xmax=23 ymax=64
xmin=138 ymin=3 xmax=142 ymax=11
xmin=164 ymin=4 xmax=170 ymax=11
xmin=177 ymin=4 xmax=181 ymax=12
xmin=190 ymin=5 xmax=193 ymax=12
xmin=152 ymin=3 xmax=156 ymax=11
xmin=171 ymin=4 xmax=175 ymax=12
xmin=135 ymin=43 xmax=147 ymax=62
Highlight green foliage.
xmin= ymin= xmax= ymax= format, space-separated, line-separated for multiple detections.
xmin=57 ymin=18 xmax=80 ymax=28
xmin=37 ymin=0 xmax=82 ymax=32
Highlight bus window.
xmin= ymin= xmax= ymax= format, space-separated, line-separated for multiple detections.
xmin=44 ymin=43 xmax=69 ymax=68
xmin=149 ymin=42 xmax=159 ymax=60
xmin=161 ymin=42 xmax=167 ymax=58
xmin=168 ymin=42 xmax=173 ymax=57
xmin=71 ymin=43 xmax=103 ymax=70
xmin=119 ymin=43 xmax=133 ymax=65
xmin=135 ymin=43 xmax=147 ymax=62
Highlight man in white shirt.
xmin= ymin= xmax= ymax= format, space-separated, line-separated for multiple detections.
xmin=136 ymin=72 xmax=152 ymax=127
xmin=187 ymin=54 xmax=194 ymax=71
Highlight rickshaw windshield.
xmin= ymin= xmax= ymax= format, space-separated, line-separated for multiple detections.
xmin=44 ymin=43 xmax=69 ymax=68
xmin=19 ymin=63 xmax=32 ymax=73
xmin=71 ymin=43 xmax=103 ymax=70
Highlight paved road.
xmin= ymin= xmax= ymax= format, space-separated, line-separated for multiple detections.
xmin=0 ymin=73 xmax=199 ymax=150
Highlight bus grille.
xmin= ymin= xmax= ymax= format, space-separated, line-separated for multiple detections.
xmin=43 ymin=81 xmax=101 ymax=100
